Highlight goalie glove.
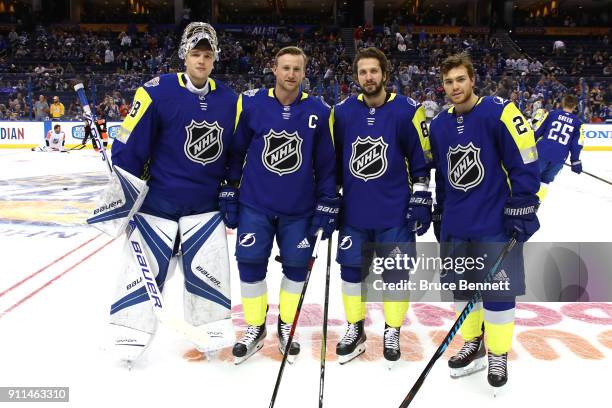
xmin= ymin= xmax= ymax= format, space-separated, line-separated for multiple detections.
xmin=87 ymin=165 xmax=148 ymax=238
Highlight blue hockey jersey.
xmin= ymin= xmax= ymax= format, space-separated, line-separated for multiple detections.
xmin=111 ymin=74 xmax=238 ymax=209
xmin=534 ymin=109 xmax=584 ymax=163
xmin=228 ymin=88 xmax=336 ymax=217
xmin=430 ymin=96 xmax=540 ymax=238
xmin=333 ymin=93 xmax=431 ymax=229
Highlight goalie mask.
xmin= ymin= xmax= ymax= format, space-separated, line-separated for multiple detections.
xmin=178 ymin=22 xmax=220 ymax=61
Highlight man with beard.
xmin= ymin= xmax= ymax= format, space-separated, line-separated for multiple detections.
xmin=429 ymin=53 xmax=540 ymax=393
xmin=332 ymin=47 xmax=431 ymax=367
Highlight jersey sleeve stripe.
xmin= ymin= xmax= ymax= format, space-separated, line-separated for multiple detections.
xmin=234 ymin=93 xmax=243 ymax=131
xmin=329 ymin=107 xmax=335 ymax=148
xmin=119 ymin=87 xmax=152 ymax=144
xmin=500 ymin=103 xmax=538 ymax=164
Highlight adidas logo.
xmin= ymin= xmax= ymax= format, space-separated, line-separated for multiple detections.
xmin=388 ymin=246 xmax=402 ymax=257
xmin=297 ymin=238 xmax=310 ymax=249
xmin=493 ymin=269 xmax=509 ymax=281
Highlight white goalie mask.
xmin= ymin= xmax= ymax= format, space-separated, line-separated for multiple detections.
xmin=178 ymin=22 xmax=220 ymax=61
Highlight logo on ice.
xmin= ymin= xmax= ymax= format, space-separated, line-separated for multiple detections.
xmin=447 ymin=142 xmax=484 ymax=191
xmin=349 ymin=136 xmax=389 ymax=181
xmin=262 ymin=129 xmax=303 ymax=175
xmin=184 ymin=120 xmax=224 ymax=166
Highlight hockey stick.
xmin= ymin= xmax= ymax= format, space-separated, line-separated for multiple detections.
xmin=563 ymin=162 xmax=612 ymax=186
xmin=318 ymin=236 xmax=333 ymax=408
xmin=397 ymin=237 xmax=517 ymax=408
xmin=269 ymin=229 xmax=324 ymax=408
xmin=74 ymin=83 xmax=232 ymax=353
xmin=74 ymin=83 xmax=112 ymax=174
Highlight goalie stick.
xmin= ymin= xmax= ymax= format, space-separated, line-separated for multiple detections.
xmin=74 ymin=83 xmax=232 ymax=355
xmin=397 ymin=237 xmax=517 ymax=407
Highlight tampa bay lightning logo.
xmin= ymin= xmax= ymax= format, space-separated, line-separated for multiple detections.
xmin=238 ymin=233 xmax=256 ymax=247
xmin=349 ymin=136 xmax=389 ymax=181
xmin=184 ymin=120 xmax=224 ymax=166
xmin=261 ymin=129 xmax=303 ymax=176
xmin=338 ymin=236 xmax=353 ymax=250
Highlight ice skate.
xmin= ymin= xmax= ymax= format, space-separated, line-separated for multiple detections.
xmin=277 ymin=317 xmax=300 ymax=364
xmin=448 ymin=334 xmax=486 ymax=378
xmin=383 ymin=323 xmax=401 ymax=369
xmin=336 ymin=320 xmax=366 ymax=365
xmin=232 ymin=324 xmax=266 ymax=365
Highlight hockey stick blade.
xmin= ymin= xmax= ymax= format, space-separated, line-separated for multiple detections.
xmin=397 ymin=237 xmax=517 ymax=408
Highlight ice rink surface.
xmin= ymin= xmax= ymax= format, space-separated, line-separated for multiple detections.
xmin=0 ymin=149 xmax=611 ymax=408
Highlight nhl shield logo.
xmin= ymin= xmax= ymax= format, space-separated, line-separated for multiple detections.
xmin=184 ymin=120 xmax=224 ymax=166
xmin=447 ymin=142 xmax=485 ymax=191
xmin=262 ymin=130 xmax=303 ymax=176
xmin=349 ymin=136 xmax=389 ymax=181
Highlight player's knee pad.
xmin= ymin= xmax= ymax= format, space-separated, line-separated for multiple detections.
xmin=282 ymin=265 xmax=307 ymax=282
xmin=109 ymin=212 xmax=178 ymax=361
xmin=240 ymin=279 xmax=268 ymax=326
xmin=341 ymin=279 xmax=366 ymax=323
xmin=484 ymin=300 xmax=516 ymax=355
xmin=178 ymin=212 xmax=231 ymax=327
xmin=238 ymin=261 xmax=268 ymax=283
xmin=340 ymin=265 xmax=363 ymax=284
xmin=454 ymin=300 xmax=484 ymax=340
xmin=279 ymin=276 xmax=304 ymax=323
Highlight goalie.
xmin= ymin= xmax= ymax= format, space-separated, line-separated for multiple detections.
xmin=87 ymin=22 xmax=238 ymax=366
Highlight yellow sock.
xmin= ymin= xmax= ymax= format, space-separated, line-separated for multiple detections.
xmin=383 ymin=301 xmax=409 ymax=328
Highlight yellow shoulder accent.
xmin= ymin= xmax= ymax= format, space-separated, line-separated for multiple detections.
xmin=388 ymin=93 xmax=397 ymax=102
xmin=119 ymin=87 xmax=153 ymax=143
xmin=178 ymin=73 xmax=186 ymax=88
xmin=234 ymin=94 xmax=243 ymax=131
xmin=578 ymin=123 xmax=585 ymax=146
xmin=329 ymin=107 xmax=335 ymax=149
xmin=357 ymin=94 xmax=364 ymax=101
xmin=208 ymin=78 xmax=217 ymax=91
xmin=500 ymin=103 xmax=538 ymax=164
xmin=412 ymin=105 xmax=432 ymax=163
xmin=301 ymin=92 xmax=308 ymax=100
xmin=533 ymin=110 xmax=548 ymax=131
xmin=447 ymin=105 xmax=454 ymax=113
xmin=268 ymin=88 xmax=274 ymax=97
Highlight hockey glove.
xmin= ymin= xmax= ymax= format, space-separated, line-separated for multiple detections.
xmin=503 ymin=196 xmax=540 ymax=242
xmin=219 ymin=184 xmax=239 ymax=229
xmin=432 ymin=205 xmax=443 ymax=243
xmin=406 ymin=191 xmax=433 ymax=236
xmin=570 ymin=160 xmax=582 ymax=174
xmin=309 ymin=196 xmax=341 ymax=240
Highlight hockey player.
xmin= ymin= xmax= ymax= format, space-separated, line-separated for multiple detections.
xmin=82 ymin=117 xmax=108 ymax=152
xmin=533 ymin=94 xmax=584 ymax=201
xmin=88 ymin=22 xmax=237 ymax=365
xmin=332 ymin=47 xmax=431 ymax=366
xmin=429 ymin=53 xmax=540 ymax=392
xmin=32 ymin=124 xmax=65 ymax=152
xmin=223 ymin=46 xmax=338 ymax=364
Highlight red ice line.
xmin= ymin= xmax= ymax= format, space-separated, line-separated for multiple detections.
xmin=0 ymin=232 xmax=103 ymax=298
xmin=0 ymin=237 xmax=116 ymax=318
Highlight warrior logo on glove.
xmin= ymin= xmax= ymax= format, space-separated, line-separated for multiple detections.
xmin=184 ymin=120 xmax=224 ymax=166
xmin=261 ymin=129 xmax=303 ymax=176
xmin=349 ymin=136 xmax=389 ymax=181
xmin=447 ymin=142 xmax=485 ymax=191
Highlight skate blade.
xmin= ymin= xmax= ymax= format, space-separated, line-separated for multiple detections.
xmin=491 ymin=385 xmax=503 ymax=398
xmin=338 ymin=344 xmax=366 ymax=365
xmin=449 ymin=357 xmax=486 ymax=378
xmin=386 ymin=359 xmax=399 ymax=370
xmin=233 ymin=341 xmax=264 ymax=365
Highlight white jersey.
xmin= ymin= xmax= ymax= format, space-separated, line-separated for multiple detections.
xmin=46 ymin=130 xmax=65 ymax=148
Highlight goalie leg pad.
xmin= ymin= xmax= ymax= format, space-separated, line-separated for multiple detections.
xmin=179 ymin=211 xmax=231 ymax=326
xmin=109 ymin=213 xmax=179 ymax=360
